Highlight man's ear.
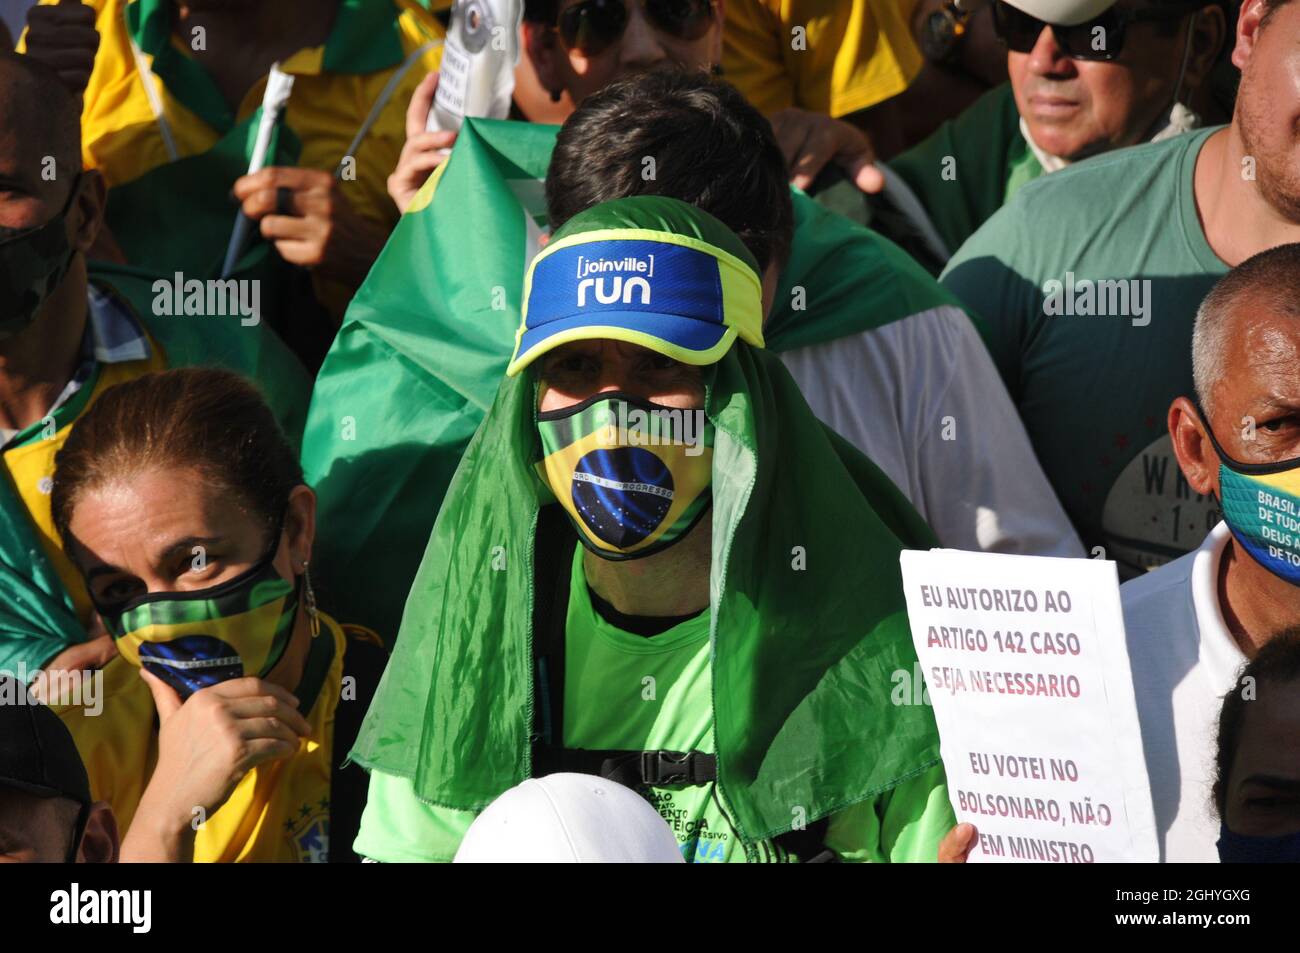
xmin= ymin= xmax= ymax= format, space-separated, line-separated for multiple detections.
xmin=1169 ymin=396 xmax=1220 ymax=497
xmin=1231 ymin=0 xmax=1267 ymax=71
xmin=1185 ymin=6 xmax=1228 ymax=90
xmin=285 ymin=485 xmax=318 ymax=571
xmin=523 ymin=19 xmax=566 ymax=101
xmin=77 ymin=801 xmax=120 ymax=864
xmin=70 ymin=169 xmax=106 ymax=255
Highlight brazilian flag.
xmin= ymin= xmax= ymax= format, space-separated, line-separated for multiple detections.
xmin=350 ymin=326 xmax=942 ymax=846
xmin=302 ymin=117 xmax=961 ymax=640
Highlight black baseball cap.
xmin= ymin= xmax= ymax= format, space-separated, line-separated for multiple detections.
xmin=0 ymin=676 xmax=91 ymax=806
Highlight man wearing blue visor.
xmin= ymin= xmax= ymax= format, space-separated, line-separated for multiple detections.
xmin=349 ymin=195 xmax=955 ymax=863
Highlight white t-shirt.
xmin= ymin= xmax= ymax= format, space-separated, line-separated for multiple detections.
xmin=1120 ymin=521 xmax=1247 ymax=862
xmin=781 ymin=304 xmax=1084 ymax=558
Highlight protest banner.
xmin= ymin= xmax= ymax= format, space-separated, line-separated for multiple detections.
xmin=900 ymin=549 xmax=1158 ymax=862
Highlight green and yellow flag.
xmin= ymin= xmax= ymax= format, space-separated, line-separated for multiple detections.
xmin=351 ymin=329 xmax=942 ymax=843
xmin=302 ymin=117 xmax=963 ymax=640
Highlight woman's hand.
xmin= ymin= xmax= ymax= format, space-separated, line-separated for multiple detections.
xmin=122 ymin=671 xmax=311 ymax=861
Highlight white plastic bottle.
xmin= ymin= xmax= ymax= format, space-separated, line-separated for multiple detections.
xmin=428 ymin=0 xmax=525 ymax=132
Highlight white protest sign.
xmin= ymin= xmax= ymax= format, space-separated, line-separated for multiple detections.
xmin=900 ymin=549 xmax=1157 ymax=863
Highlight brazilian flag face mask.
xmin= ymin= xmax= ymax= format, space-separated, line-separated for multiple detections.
xmin=1200 ymin=406 xmax=1300 ymax=585
xmin=94 ymin=520 xmax=299 ymax=699
xmin=537 ymin=391 xmax=715 ymax=560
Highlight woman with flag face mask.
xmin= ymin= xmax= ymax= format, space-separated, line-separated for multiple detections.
xmin=46 ymin=367 xmax=386 ymax=863
xmin=351 ymin=196 xmax=956 ymax=864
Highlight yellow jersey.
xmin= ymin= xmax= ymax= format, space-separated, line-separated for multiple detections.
xmin=53 ymin=614 xmax=366 ymax=863
xmin=723 ymin=0 xmax=923 ymax=118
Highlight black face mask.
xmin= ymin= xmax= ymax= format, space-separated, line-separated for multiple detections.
xmin=0 ymin=175 xmax=81 ymax=340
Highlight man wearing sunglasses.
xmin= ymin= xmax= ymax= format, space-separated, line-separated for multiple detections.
xmin=388 ymin=0 xmax=894 ymax=211
xmin=940 ymin=0 xmax=1300 ymax=579
xmin=890 ymin=0 xmax=1226 ymax=258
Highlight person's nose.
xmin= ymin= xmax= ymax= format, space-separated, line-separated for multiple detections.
xmin=1026 ymin=25 xmax=1076 ymax=77
xmin=618 ymin=4 xmax=668 ymax=71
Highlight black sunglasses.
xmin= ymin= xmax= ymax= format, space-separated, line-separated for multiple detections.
xmin=992 ymin=0 xmax=1200 ymax=62
xmin=557 ymin=0 xmax=715 ymax=57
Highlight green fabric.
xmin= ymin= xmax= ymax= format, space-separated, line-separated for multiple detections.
xmin=349 ymin=332 xmax=941 ymax=845
xmin=105 ymin=106 xmax=301 ymax=283
xmin=302 ymin=117 xmax=962 ymax=640
xmin=356 ymin=763 xmax=954 ymax=862
xmin=941 ymin=127 xmax=1227 ymax=575
xmin=0 ymin=497 xmax=85 ymax=675
xmin=126 ymin=0 xmax=407 ymax=131
xmin=0 ymin=265 xmax=310 ymax=679
xmin=889 ymin=84 xmax=1034 ymax=256
xmin=126 ymin=0 xmax=236 ymax=133
xmin=353 ymin=546 xmax=953 ymax=862
xmin=322 ymin=0 xmax=409 ymax=75
xmin=91 ymin=263 xmax=312 ymax=447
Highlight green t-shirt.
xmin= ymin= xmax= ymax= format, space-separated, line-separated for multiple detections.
xmin=941 ymin=127 xmax=1229 ymax=577
xmin=889 ymin=83 xmax=1040 ymax=257
xmin=354 ymin=547 xmax=953 ymax=863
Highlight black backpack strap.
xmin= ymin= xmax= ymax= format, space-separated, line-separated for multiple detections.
xmin=542 ymin=748 xmax=717 ymax=788
xmin=527 ymin=505 xmax=832 ymax=862
xmin=772 ymin=817 xmax=839 ymax=863
xmin=530 ymin=504 xmax=577 ymax=775
xmin=330 ymin=629 xmax=388 ymax=863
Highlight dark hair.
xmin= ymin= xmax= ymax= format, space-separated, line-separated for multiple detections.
xmin=0 ymin=52 xmax=81 ymax=191
xmin=524 ymin=0 xmax=557 ymax=23
xmin=1213 ymin=631 xmax=1300 ymax=819
xmin=546 ymin=65 xmax=795 ymax=273
xmin=51 ymin=368 xmax=303 ymax=547
xmin=1261 ymin=0 xmax=1294 ymax=26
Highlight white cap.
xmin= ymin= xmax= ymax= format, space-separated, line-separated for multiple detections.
xmin=1003 ymin=0 xmax=1119 ymax=26
xmin=453 ymin=774 xmax=686 ymax=863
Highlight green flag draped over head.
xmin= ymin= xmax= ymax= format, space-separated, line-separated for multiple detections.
xmin=303 ymin=117 xmax=963 ymax=640
xmin=0 ymin=263 xmax=309 ymax=677
xmin=350 ymin=196 xmax=941 ymax=843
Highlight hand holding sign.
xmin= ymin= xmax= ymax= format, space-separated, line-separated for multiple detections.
xmin=901 ymin=549 xmax=1158 ymax=863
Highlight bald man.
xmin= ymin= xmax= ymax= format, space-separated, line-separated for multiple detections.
xmin=1120 ymin=243 xmax=1300 ymax=861
xmin=0 ymin=51 xmax=308 ymax=683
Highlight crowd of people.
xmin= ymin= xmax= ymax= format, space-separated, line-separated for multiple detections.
xmin=0 ymin=0 xmax=1298 ymax=864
